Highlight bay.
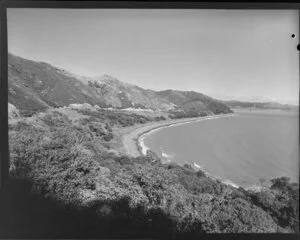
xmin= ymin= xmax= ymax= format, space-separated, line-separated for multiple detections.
xmin=143 ymin=110 xmax=299 ymax=188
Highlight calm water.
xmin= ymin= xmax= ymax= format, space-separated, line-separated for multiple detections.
xmin=143 ymin=111 xmax=299 ymax=188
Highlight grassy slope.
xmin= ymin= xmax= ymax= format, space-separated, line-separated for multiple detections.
xmin=8 ymin=53 xmax=234 ymax=118
xmin=4 ymin=108 xmax=299 ymax=237
xmin=8 ymin=53 xmax=106 ymax=116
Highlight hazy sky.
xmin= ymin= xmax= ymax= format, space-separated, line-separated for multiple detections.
xmin=7 ymin=9 xmax=299 ymax=104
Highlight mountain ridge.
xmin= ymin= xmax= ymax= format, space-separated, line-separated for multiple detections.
xmin=8 ymin=53 xmax=298 ymax=114
xmin=222 ymin=100 xmax=298 ymax=111
xmin=8 ymin=53 xmax=232 ymax=117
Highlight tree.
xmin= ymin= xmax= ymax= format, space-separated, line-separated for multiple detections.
xmin=270 ymin=177 xmax=291 ymax=192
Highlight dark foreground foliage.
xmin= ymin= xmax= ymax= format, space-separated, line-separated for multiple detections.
xmin=169 ymin=110 xmax=209 ymax=119
xmin=3 ymin=110 xmax=299 ymax=238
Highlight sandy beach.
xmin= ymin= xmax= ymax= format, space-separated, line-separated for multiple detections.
xmin=121 ymin=113 xmax=236 ymax=158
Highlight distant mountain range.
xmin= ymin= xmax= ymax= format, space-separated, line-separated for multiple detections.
xmin=213 ymin=94 xmax=298 ymax=110
xmin=222 ymin=100 xmax=298 ymax=111
xmin=8 ymin=53 xmax=297 ymax=116
xmin=212 ymin=94 xmax=278 ymax=103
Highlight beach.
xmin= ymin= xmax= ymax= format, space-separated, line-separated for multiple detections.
xmin=121 ymin=113 xmax=235 ymax=158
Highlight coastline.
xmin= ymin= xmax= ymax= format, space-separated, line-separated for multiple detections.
xmin=121 ymin=112 xmax=244 ymax=189
xmin=137 ymin=113 xmax=237 ymax=157
xmin=127 ymin=112 xmax=292 ymax=191
xmin=122 ymin=113 xmax=236 ymax=158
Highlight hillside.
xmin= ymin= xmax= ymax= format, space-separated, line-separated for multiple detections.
xmin=8 ymin=53 xmax=107 ymax=116
xmin=157 ymin=90 xmax=233 ymax=117
xmin=4 ymin=107 xmax=299 ymax=237
xmin=86 ymin=75 xmax=175 ymax=110
xmin=8 ymin=53 xmax=232 ymax=117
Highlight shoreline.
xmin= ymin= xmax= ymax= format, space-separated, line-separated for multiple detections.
xmin=136 ymin=113 xmax=236 ymax=157
xmin=121 ymin=112 xmax=259 ymax=190
xmin=125 ymin=113 xmax=244 ymax=189
xmin=130 ymin=112 xmax=295 ymax=191
xmin=122 ymin=113 xmax=236 ymax=158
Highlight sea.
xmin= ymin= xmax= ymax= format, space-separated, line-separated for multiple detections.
xmin=142 ymin=110 xmax=299 ymax=189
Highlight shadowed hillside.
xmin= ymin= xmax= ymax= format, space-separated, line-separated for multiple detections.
xmin=8 ymin=53 xmax=107 ymax=116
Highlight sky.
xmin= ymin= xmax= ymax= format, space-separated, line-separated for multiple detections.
xmin=7 ymin=9 xmax=299 ymax=104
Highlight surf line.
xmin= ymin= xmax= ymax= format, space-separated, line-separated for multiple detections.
xmin=136 ymin=113 xmax=241 ymax=188
xmin=137 ymin=113 xmax=236 ymax=157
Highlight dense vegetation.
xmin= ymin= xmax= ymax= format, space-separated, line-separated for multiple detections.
xmin=75 ymin=109 xmax=153 ymax=127
xmin=3 ymin=108 xmax=298 ymax=238
xmin=169 ymin=110 xmax=209 ymax=119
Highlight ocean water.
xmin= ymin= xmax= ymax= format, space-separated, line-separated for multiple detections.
xmin=143 ymin=111 xmax=299 ymax=189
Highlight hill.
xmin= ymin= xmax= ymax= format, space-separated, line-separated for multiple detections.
xmin=5 ymin=107 xmax=299 ymax=236
xmin=8 ymin=53 xmax=232 ymax=117
xmin=86 ymin=75 xmax=175 ymax=110
xmin=157 ymin=90 xmax=233 ymax=117
xmin=223 ymin=100 xmax=298 ymax=111
xmin=8 ymin=53 xmax=105 ymax=116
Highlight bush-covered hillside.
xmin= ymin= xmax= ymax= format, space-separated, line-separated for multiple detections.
xmin=3 ymin=108 xmax=298 ymax=237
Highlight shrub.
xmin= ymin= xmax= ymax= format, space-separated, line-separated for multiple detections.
xmin=20 ymin=109 xmax=39 ymax=117
xmin=196 ymin=170 xmax=206 ymax=178
xmin=103 ymin=132 xmax=113 ymax=141
xmin=183 ymin=164 xmax=194 ymax=171
xmin=75 ymin=109 xmax=151 ymax=127
xmin=248 ymin=179 xmax=299 ymax=233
